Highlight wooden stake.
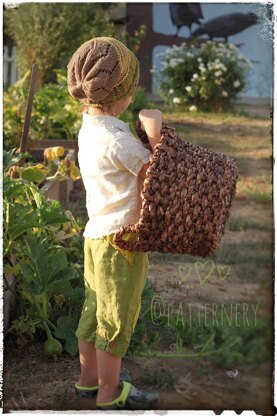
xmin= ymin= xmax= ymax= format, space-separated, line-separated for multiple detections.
xmin=19 ymin=63 xmax=38 ymax=153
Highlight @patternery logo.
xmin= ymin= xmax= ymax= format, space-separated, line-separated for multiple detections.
xmin=150 ymin=295 xmax=259 ymax=327
xmin=150 ymin=260 xmax=259 ymax=327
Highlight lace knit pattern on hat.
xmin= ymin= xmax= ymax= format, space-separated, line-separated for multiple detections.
xmin=67 ymin=37 xmax=139 ymax=106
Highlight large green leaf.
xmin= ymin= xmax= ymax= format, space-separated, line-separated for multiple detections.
xmin=64 ymin=287 xmax=85 ymax=308
xmin=45 ymin=266 xmax=76 ymax=300
xmin=3 ymin=176 xmax=29 ymax=199
xmin=20 ymin=165 xmax=48 ymax=183
xmin=20 ymin=263 xmax=36 ymax=284
xmin=55 ymin=316 xmax=78 ymax=356
xmin=38 ymin=200 xmax=70 ymax=226
xmin=8 ymin=220 xmax=41 ymax=240
xmin=4 ymin=203 xmax=41 ymax=242
xmin=54 ymin=266 xmax=76 ymax=282
xmin=4 ymin=177 xmax=69 ymax=229
xmin=47 ymin=251 xmax=68 ymax=280
xmin=19 ymin=284 xmax=46 ymax=296
xmin=20 ymin=235 xmax=70 ymax=291
xmin=3 ymin=148 xmax=31 ymax=172
xmin=27 ymin=184 xmax=44 ymax=209
xmin=47 ymin=279 xmax=72 ymax=298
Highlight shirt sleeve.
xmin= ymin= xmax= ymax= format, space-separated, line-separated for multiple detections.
xmin=111 ymin=132 xmax=152 ymax=176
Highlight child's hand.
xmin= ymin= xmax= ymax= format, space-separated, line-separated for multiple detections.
xmin=139 ymin=109 xmax=162 ymax=150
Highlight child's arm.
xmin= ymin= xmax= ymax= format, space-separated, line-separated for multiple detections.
xmin=138 ymin=109 xmax=162 ymax=151
xmin=138 ymin=109 xmax=162 ymax=179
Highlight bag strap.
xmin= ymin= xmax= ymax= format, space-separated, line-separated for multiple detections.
xmin=113 ymin=224 xmax=143 ymax=251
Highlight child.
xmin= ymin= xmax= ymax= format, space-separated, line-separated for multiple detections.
xmin=67 ymin=37 xmax=161 ymax=410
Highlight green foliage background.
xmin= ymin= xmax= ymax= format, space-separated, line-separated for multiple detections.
xmin=4 ymin=3 xmax=115 ymax=84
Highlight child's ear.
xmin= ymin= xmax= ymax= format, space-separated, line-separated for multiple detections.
xmin=80 ymin=104 xmax=88 ymax=113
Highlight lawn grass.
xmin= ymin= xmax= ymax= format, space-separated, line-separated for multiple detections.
xmin=168 ymin=120 xmax=271 ymax=159
xmin=236 ymin=175 xmax=272 ymax=203
xmin=150 ymin=112 xmax=273 ymax=290
xmin=227 ymin=216 xmax=272 ymax=232
xmin=163 ymin=109 xmax=270 ymax=123
xmin=213 ymin=240 xmax=272 ymax=266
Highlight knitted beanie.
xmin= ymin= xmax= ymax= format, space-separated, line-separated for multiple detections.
xmin=67 ymin=37 xmax=139 ymax=107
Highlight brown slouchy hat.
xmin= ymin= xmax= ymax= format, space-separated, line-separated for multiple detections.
xmin=67 ymin=37 xmax=139 ymax=107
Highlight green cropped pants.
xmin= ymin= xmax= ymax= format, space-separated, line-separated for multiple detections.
xmin=76 ymin=234 xmax=148 ymax=357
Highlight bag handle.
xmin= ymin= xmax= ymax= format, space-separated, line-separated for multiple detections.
xmin=135 ymin=121 xmax=152 ymax=151
xmin=113 ymin=224 xmax=144 ymax=251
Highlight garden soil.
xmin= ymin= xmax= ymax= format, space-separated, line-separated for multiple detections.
xmin=3 ymin=113 xmax=273 ymax=414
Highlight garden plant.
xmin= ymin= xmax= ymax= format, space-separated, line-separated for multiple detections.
xmin=3 ymin=149 xmax=84 ymax=356
xmin=158 ymin=40 xmax=252 ymax=112
xmin=3 ymin=71 xmax=81 ymax=150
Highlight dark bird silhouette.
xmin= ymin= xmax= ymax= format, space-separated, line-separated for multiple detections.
xmin=191 ymin=12 xmax=259 ymax=42
xmin=169 ymin=3 xmax=204 ymax=36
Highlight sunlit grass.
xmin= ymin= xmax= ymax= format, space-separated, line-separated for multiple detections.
xmin=227 ymin=216 xmax=272 ymax=232
xmin=165 ymin=116 xmax=272 ymax=163
xmin=164 ymin=110 xmax=270 ymax=124
xmin=236 ymin=175 xmax=272 ymax=203
xmin=213 ymin=240 xmax=272 ymax=266
xmin=236 ymin=263 xmax=273 ymax=282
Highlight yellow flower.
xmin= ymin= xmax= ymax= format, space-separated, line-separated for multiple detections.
xmin=44 ymin=146 xmax=65 ymax=163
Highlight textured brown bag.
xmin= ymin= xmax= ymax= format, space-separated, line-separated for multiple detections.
xmin=114 ymin=123 xmax=238 ymax=257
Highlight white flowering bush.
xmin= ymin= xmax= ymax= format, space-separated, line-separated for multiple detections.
xmin=157 ymin=41 xmax=252 ymax=112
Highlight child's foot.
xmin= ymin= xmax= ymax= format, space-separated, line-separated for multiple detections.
xmin=96 ymin=381 xmax=159 ymax=410
xmin=76 ymin=378 xmax=98 ymax=388
xmin=74 ymin=373 xmax=131 ymax=399
xmin=96 ymin=383 xmax=122 ymax=404
xmin=75 ymin=384 xmax=98 ymax=398
xmin=75 ymin=376 xmax=99 ymax=398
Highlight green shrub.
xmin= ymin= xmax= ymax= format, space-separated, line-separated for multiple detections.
xmin=31 ymin=70 xmax=82 ymax=142
xmin=3 ymin=70 xmax=81 ymax=150
xmin=3 ymin=76 xmax=27 ymax=150
xmin=4 ymin=3 xmax=115 ymax=84
xmin=157 ymin=41 xmax=252 ymax=112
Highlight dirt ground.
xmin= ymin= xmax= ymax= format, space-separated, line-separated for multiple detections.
xmin=3 ymin=112 xmax=274 ymax=414
xmin=3 ymin=338 xmax=273 ymax=412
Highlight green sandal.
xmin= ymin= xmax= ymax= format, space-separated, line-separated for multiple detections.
xmin=74 ymin=384 xmax=98 ymax=398
xmin=96 ymin=380 xmax=159 ymax=410
xmin=74 ymin=373 xmax=131 ymax=399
